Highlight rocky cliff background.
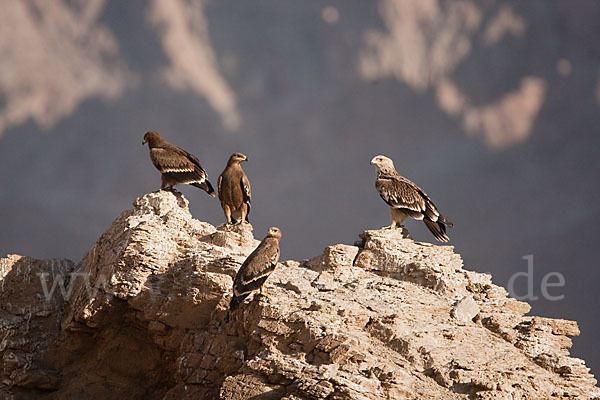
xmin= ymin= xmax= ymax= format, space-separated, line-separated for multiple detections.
xmin=1 ymin=0 xmax=599 ymax=377
xmin=1 ymin=191 xmax=598 ymax=399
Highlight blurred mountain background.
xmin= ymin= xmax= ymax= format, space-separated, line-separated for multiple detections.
xmin=1 ymin=0 xmax=599 ymax=376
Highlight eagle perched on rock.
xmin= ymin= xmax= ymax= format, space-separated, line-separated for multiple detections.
xmin=370 ymin=155 xmax=453 ymax=242
xmin=218 ymin=153 xmax=251 ymax=225
xmin=230 ymin=227 xmax=281 ymax=310
xmin=142 ymin=131 xmax=215 ymax=196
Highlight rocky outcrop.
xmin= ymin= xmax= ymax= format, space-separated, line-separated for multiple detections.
xmin=1 ymin=191 xmax=598 ymax=399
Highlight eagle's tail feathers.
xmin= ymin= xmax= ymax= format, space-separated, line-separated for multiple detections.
xmin=438 ymin=214 xmax=454 ymax=228
xmin=424 ymin=219 xmax=450 ymax=242
xmin=229 ymin=294 xmax=248 ymax=311
xmin=193 ymin=180 xmax=216 ymax=197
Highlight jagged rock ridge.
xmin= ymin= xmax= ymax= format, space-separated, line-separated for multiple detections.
xmin=1 ymin=191 xmax=598 ymax=399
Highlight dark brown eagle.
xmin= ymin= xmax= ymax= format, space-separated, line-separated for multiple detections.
xmin=218 ymin=152 xmax=251 ymax=225
xmin=370 ymin=155 xmax=453 ymax=242
xmin=142 ymin=131 xmax=215 ymax=196
xmin=230 ymin=227 xmax=281 ymax=310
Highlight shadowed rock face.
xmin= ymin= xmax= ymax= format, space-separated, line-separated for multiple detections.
xmin=0 ymin=191 xmax=598 ymax=399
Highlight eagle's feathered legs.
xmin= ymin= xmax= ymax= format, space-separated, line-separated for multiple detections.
xmin=160 ymin=175 xmax=179 ymax=192
xmin=237 ymin=203 xmax=249 ymax=225
xmin=222 ymin=204 xmax=233 ymax=225
xmin=227 ymin=204 xmax=249 ymax=225
xmin=382 ymin=208 xmax=407 ymax=230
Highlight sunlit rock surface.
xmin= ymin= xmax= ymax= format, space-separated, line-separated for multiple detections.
xmin=1 ymin=191 xmax=598 ymax=399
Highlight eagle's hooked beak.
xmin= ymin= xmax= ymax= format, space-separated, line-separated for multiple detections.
xmin=142 ymin=138 xmax=147 ymax=145
xmin=243 ymin=155 xmax=248 ymax=162
xmin=370 ymin=157 xmax=377 ymax=165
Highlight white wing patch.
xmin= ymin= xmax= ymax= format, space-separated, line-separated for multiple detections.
xmin=178 ymin=177 xmax=204 ymax=184
xmin=161 ymin=167 xmax=194 ymax=173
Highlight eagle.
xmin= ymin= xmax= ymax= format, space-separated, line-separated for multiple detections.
xmin=230 ymin=227 xmax=281 ymax=310
xmin=218 ymin=153 xmax=251 ymax=225
xmin=142 ymin=131 xmax=215 ymax=196
xmin=370 ymin=155 xmax=453 ymax=242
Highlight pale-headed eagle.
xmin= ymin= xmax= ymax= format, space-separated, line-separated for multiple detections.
xmin=142 ymin=131 xmax=215 ymax=196
xmin=230 ymin=227 xmax=281 ymax=310
xmin=218 ymin=153 xmax=251 ymax=225
xmin=370 ymin=155 xmax=453 ymax=242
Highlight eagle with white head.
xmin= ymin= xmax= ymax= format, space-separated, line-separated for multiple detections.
xmin=370 ymin=155 xmax=453 ymax=242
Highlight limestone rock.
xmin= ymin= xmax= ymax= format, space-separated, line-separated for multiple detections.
xmin=306 ymin=244 xmax=359 ymax=271
xmin=0 ymin=255 xmax=74 ymax=397
xmin=451 ymin=295 xmax=480 ymax=323
xmin=1 ymin=191 xmax=598 ymax=399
